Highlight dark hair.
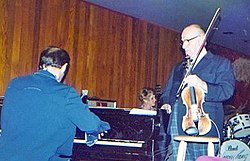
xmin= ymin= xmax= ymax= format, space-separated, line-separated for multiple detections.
xmin=38 ymin=46 xmax=70 ymax=70
xmin=139 ymin=87 xmax=155 ymax=102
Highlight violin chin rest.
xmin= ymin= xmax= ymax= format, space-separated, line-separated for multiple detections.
xmin=182 ymin=116 xmax=197 ymax=135
xmin=185 ymin=127 xmax=199 ymax=136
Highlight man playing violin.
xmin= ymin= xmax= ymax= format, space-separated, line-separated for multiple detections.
xmin=160 ymin=24 xmax=235 ymax=161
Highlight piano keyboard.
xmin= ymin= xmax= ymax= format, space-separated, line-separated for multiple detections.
xmin=74 ymin=138 xmax=145 ymax=148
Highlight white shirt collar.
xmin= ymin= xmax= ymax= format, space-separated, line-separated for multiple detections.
xmin=192 ymin=49 xmax=207 ymax=70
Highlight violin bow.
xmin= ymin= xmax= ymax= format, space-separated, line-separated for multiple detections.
xmin=176 ymin=8 xmax=221 ymax=98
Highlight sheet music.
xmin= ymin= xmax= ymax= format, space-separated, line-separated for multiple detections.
xmin=129 ymin=108 xmax=157 ymax=116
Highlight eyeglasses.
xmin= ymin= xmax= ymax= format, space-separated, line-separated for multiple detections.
xmin=180 ymin=35 xmax=200 ymax=46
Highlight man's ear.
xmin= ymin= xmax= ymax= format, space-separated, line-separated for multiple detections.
xmin=41 ymin=64 xmax=47 ymax=70
xmin=61 ymin=63 xmax=68 ymax=72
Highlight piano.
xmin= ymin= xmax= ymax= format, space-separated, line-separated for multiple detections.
xmin=72 ymin=107 xmax=169 ymax=161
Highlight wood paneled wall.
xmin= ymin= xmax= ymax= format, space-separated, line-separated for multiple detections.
xmin=0 ymin=0 xmax=182 ymax=107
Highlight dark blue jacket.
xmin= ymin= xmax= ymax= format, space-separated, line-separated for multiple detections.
xmin=0 ymin=70 xmax=110 ymax=161
xmin=160 ymin=51 xmax=235 ymax=138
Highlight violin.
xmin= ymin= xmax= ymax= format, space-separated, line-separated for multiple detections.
xmin=179 ymin=8 xmax=221 ymax=136
xmin=181 ymin=82 xmax=211 ymax=135
xmin=181 ymin=57 xmax=211 ymax=135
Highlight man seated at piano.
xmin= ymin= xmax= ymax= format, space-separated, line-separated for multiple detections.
xmin=0 ymin=46 xmax=110 ymax=161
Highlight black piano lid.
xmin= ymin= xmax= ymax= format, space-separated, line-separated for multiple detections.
xmin=75 ymin=107 xmax=160 ymax=141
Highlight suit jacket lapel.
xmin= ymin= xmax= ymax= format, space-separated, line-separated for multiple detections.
xmin=192 ymin=51 xmax=213 ymax=74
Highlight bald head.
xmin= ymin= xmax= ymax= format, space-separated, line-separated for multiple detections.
xmin=180 ymin=24 xmax=207 ymax=58
xmin=182 ymin=24 xmax=205 ymax=40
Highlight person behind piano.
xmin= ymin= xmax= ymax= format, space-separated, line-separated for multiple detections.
xmin=159 ymin=24 xmax=235 ymax=161
xmin=0 ymin=46 xmax=110 ymax=161
xmin=138 ymin=87 xmax=170 ymax=161
xmin=138 ymin=87 xmax=171 ymax=113
xmin=138 ymin=87 xmax=157 ymax=111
